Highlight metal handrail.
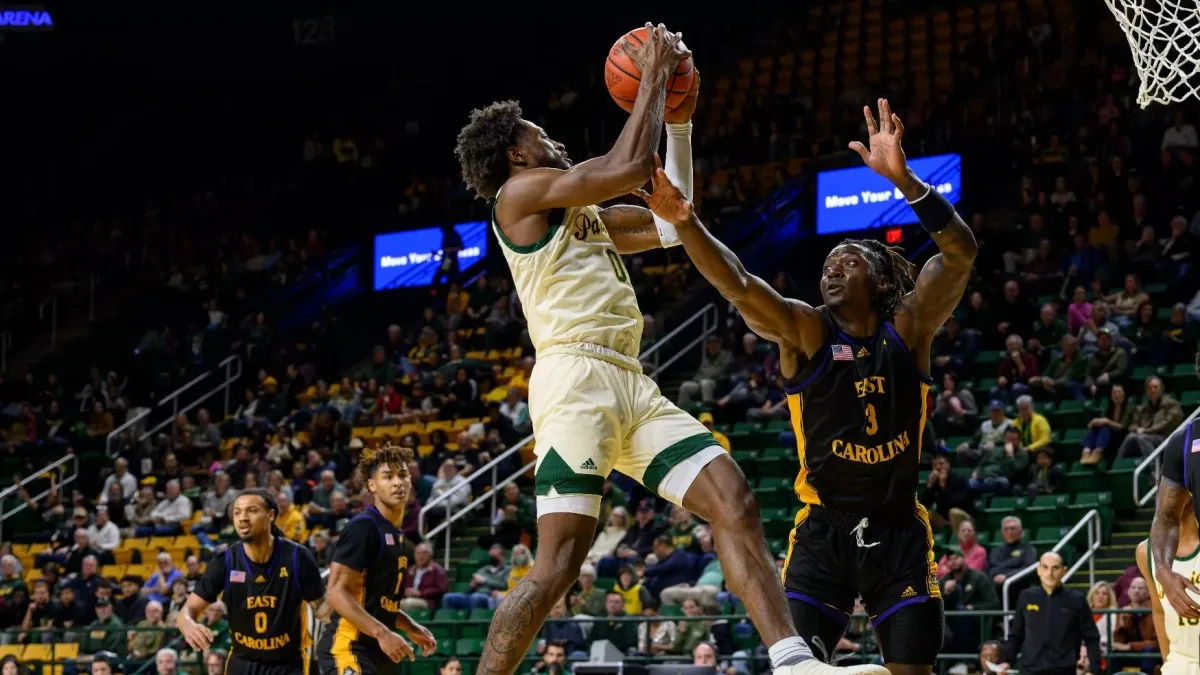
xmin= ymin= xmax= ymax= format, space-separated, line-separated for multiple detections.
xmin=1134 ymin=404 xmax=1200 ymax=506
xmin=1001 ymin=508 xmax=1102 ymax=638
xmin=106 ymin=354 xmax=243 ymax=457
xmin=418 ymin=437 xmax=535 ymax=535
xmin=0 ymin=453 xmax=80 ymax=542
xmin=425 ymin=458 xmax=538 ymax=570
xmin=640 ymin=302 xmax=719 ymax=380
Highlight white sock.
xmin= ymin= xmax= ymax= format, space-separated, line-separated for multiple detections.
xmin=768 ymin=636 xmax=814 ymax=668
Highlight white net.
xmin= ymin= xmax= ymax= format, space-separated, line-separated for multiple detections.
xmin=1104 ymin=0 xmax=1200 ymax=107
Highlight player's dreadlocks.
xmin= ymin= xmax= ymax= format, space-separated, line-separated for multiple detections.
xmin=835 ymin=238 xmax=917 ymax=319
xmin=357 ymin=443 xmax=415 ymax=484
xmin=454 ymin=100 xmax=525 ymax=200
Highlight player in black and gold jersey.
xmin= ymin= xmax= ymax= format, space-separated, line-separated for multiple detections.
xmin=317 ymin=445 xmax=435 ymax=675
xmin=639 ymin=98 xmax=977 ymax=674
xmin=178 ymin=488 xmax=325 ymax=675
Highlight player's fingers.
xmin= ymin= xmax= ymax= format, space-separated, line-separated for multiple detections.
xmin=862 ymin=106 xmax=877 ymax=136
xmin=848 ymin=141 xmax=870 ymax=163
xmin=630 ymin=188 xmax=651 ymax=201
xmin=690 ymin=69 xmax=701 ymax=93
xmin=892 ymin=113 xmax=905 ymax=140
xmin=877 ymin=98 xmax=891 ymax=134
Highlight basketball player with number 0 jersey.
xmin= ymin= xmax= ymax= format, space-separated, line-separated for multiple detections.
xmin=1140 ymin=484 xmax=1200 ymax=675
xmin=637 ymin=97 xmax=977 ymax=674
xmin=179 ymin=488 xmax=325 ymax=675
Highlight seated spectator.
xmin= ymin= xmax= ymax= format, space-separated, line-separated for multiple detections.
xmin=969 ymin=427 xmax=1029 ymax=495
xmin=992 ymin=335 xmax=1038 ymax=404
xmin=664 ymin=506 xmax=698 ymax=552
xmin=114 ymin=576 xmax=147 ymax=625
xmin=85 ymin=506 xmax=121 ymax=553
xmin=443 ymin=543 xmax=509 ymax=611
xmin=1112 ymin=577 xmax=1156 ymax=655
xmin=638 ymin=603 xmax=678 ymax=656
xmin=155 ymin=647 xmax=179 ymax=675
xmin=936 ymin=520 xmax=988 ymax=577
xmin=994 ymin=281 xmax=1035 ymax=341
xmin=1082 ymin=383 xmax=1135 ymax=465
xmin=190 ymin=472 xmax=235 ymax=550
xmin=409 ymin=460 xmax=434 ymax=505
xmin=957 ymin=401 xmax=1011 ymax=467
xmin=921 ymin=454 xmax=973 ymax=532
xmin=642 ymin=536 xmax=693 ymax=597
xmin=141 ymin=553 xmax=183 ymax=605
xmin=669 ymin=599 xmax=714 ymax=656
xmin=587 ymin=507 xmax=629 ymax=564
xmin=1012 ymin=395 xmax=1052 ymax=454
xmin=940 ymin=550 xmax=1000 ymax=654
xmin=1126 ymin=301 xmax=1160 ymax=366
xmin=541 ymin=600 xmax=587 ymax=657
xmin=1066 ymin=286 xmax=1093 ymax=336
xmin=1024 ymin=448 xmax=1064 ymax=501
xmin=570 ymin=564 xmax=606 ymax=617
xmin=989 ymin=517 xmax=1037 ymax=587
xmin=1104 ymin=274 xmax=1149 ymax=330
xmin=56 ymin=584 xmax=90 ymax=639
xmin=164 ymin=578 xmax=189 ymax=624
xmin=125 ymin=487 xmax=156 ymax=537
xmin=274 ymin=492 xmax=308 ymax=543
xmin=80 ymin=597 xmax=125 ymax=658
xmin=99 ymin=459 xmax=138 ymax=503
xmin=591 ymin=591 xmax=639 ymax=654
xmin=600 ymin=499 xmax=664 ymax=578
xmin=1027 ymin=304 xmax=1067 ymax=362
xmin=1078 ymin=303 xmax=1121 ymax=355
xmin=309 ymin=530 xmax=333 ymax=568
xmin=138 ymin=481 xmax=191 ymax=537
xmin=199 ymin=601 xmax=230 ymax=652
xmin=974 ymin=641 xmax=1005 ymax=675
xmin=931 ymin=316 xmax=979 ymax=381
xmin=532 ymin=640 xmax=574 ymax=675
xmin=1029 ymin=335 xmax=1087 ymax=401
xmin=498 ymin=387 xmax=531 ymax=437
xmin=1087 ymin=581 xmax=1118 ymax=659
xmin=1084 ymin=329 xmax=1127 ymax=400
xmin=429 ymin=459 xmax=470 ymax=518
xmin=19 ymin=579 xmax=55 ymax=644
xmin=400 ymin=543 xmax=447 ymax=611
xmin=128 ymin=600 xmax=166 ymax=660
xmin=1118 ymin=376 xmax=1184 ymax=458
xmin=932 ymin=372 xmax=978 ymax=434
xmin=678 ymin=336 xmax=733 ymax=404
xmin=494 ymin=544 xmax=533 ymax=606
xmin=305 ymin=469 xmax=344 ymax=526
xmin=612 ymin=565 xmax=653 ymax=616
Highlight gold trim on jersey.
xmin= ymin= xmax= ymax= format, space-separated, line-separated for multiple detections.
xmin=780 ymin=505 xmax=811 ymax=584
xmin=300 ymin=600 xmax=312 ymax=675
xmin=916 ymin=382 xmax=930 ymax=463
xmin=787 ymin=393 xmax=821 ymax=505
xmin=914 ymin=500 xmax=941 ymax=599
xmin=330 ymin=585 xmax=366 ymax=674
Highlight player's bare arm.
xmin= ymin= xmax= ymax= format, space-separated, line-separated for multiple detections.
xmin=634 ymin=159 xmax=824 ymax=355
xmin=395 ymin=609 xmax=437 ymax=657
xmin=1151 ymin=480 xmax=1200 ymax=618
xmin=1135 ymin=540 xmax=1171 ymax=655
xmin=325 ymin=562 xmax=415 ymax=662
xmin=598 ymin=205 xmax=660 ymax=254
xmin=495 ymin=25 xmax=688 ymax=246
xmin=177 ymin=593 xmax=215 ymax=651
xmin=848 ymin=99 xmax=977 ymax=359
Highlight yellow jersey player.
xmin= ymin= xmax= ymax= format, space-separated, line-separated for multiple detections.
xmin=454 ymin=23 xmax=885 ymax=675
xmin=637 ymin=98 xmax=978 ymax=674
xmin=318 ymin=446 xmax=436 ymax=675
xmin=178 ymin=489 xmax=325 ymax=675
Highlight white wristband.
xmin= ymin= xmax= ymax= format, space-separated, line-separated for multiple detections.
xmin=653 ymin=121 xmax=693 ymax=248
xmin=655 ymin=217 xmax=681 ymax=247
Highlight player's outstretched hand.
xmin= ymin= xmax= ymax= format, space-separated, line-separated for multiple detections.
xmin=1159 ymin=568 xmax=1200 ymax=619
xmin=630 ymin=156 xmax=693 ymax=225
xmin=181 ymin=621 xmax=214 ymax=652
xmin=622 ymin=23 xmax=691 ymax=78
xmin=848 ymin=98 xmax=910 ymax=188
xmin=664 ymin=69 xmax=701 ymax=125
xmin=379 ymin=630 xmax=416 ymax=663
xmin=404 ymin=622 xmax=438 ymax=657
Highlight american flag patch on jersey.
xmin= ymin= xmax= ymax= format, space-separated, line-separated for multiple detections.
xmin=1191 ymin=438 xmax=1200 ymax=453
xmin=385 ymin=533 xmax=395 ymax=545
xmin=230 ymin=570 xmax=246 ymax=583
xmin=832 ymin=344 xmax=854 ymax=361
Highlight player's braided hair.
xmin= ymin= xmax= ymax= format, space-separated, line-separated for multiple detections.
xmin=835 ymin=238 xmax=917 ymax=319
xmin=454 ymin=100 xmax=525 ymax=200
xmin=357 ymin=443 xmax=414 ymax=484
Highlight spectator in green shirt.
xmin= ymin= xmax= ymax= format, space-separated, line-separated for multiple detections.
xmin=590 ymin=592 xmax=638 ymax=654
xmin=1028 ymin=304 xmax=1067 ymax=365
xmin=969 ymin=427 xmax=1029 ymax=495
xmin=128 ymin=600 xmax=167 ymax=660
xmin=1028 ymin=335 xmax=1088 ymax=402
xmin=670 ymin=599 xmax=714 ymax=656
xmin=81 ymin=597 xmax=126 ymax=657
xmin=569 ymin=564 xmax=607 ymax=617
xmin=665 ymin=506 xmax=697 ymax=552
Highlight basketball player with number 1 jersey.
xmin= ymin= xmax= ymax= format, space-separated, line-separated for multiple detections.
xmin=638 ymin=97 xmax=977 ymax=673
xmin=454 ymin=23 xmax=883 ymax=675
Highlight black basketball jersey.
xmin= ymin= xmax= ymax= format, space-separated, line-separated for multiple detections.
xmin=325 ymin=507 xmax=416 ymax=655
xmin=193 ymin=536 xmax=324 ymax=663
xmin=1159 ymin=417 xmax=1200 ymax=525
xmin=783 ymin=307 xmax=933 ymax=517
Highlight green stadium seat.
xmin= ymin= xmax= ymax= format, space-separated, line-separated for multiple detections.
xmin=1131 ymin=365 xmax=1162 ymax=381
xmin=456 ymin=638 xmax=484 ymax=656
xmin=1030 ymin=526 xmax=1068 ymax=554
xmin=1025 ymin=493 xmax=1068 ymax=529
xmin=456 ymin=566 xmax=476 ymax=582
xmin=1144 ymin=282 xmax=1168 ymax=295
xmin=410 ymin=661 xmax=439 ymax=675
xmin=766 ymin=419 xmax=791 ymax=432
xmin=1181 ymin=391 xmax=1200 ymax=407
xmin=726 ymin=430 xmax=754 ymax=450
xmin=661 ymin=605 xmax=684 ymax=617
xmin=469 ymin=608 xmax=495 ymax=622
xmin=1065 ymin=463 xmax=1106 ymax=494
xmin=435 ymin=639 xmax=454 ymax=656
xmin=734 ymin=422 xmax=761 ymax=433
xmin=460 ymin=623 xmax=487 ymax=638
xmin=1107 ymin=459 xmax=1144 ymax=512
xmin=409 ymin=608 xmax=432 ymax=623
xmin=595 ymin=577 xmax=616 ymax=591
xmin=436 ymin=609 xmax=468 ymax=622
xmin=983 ymin=496 xmax=1026 ymax=523
xmin=976 ymin=351 xmax=1001 ymax=365
xmin=467 ymin=548 xmax=490 ymax=565
xmin=431 ymin=624 xmax=454 ymax=640
xmin=945 ymin=436 xmax=973 ymax=450
xmin=450 ymin=582 xmax=471 ymax=594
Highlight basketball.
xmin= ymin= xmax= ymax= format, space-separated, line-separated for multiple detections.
xmin=604 ymin=27 xmax=695 ymax=113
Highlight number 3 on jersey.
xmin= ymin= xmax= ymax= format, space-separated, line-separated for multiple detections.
xmin=864 ymin=404 xmax=878 ymax=435
xmin=604 ymin=250 xmax=628 ymax=283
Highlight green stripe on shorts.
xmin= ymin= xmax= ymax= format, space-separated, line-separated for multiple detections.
xmin=535 ymin=448 xmax=605 ymax=496
xmin=642 ymin=432 xmax=719 ymax=494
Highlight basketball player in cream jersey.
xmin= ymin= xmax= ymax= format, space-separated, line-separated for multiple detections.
xmin=454 ymin=23 xmax=885 ymax=675
xmin=1140 ymin=489 xmax=1200 ymax=675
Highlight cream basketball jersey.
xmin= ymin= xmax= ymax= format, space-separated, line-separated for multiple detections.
xmin=493 ymin=195 xmax=643 ymax=361
xmin=1148 ymin=539 xmax=1200 ymax=665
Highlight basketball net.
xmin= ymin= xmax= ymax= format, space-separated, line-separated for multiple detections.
xmin=1105 ymin=0 xmax=1200 ymax=107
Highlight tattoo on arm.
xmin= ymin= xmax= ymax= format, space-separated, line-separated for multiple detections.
xmin=1152 ymin=481 xmax=1188 ymax=573
xmin=477 ymin=579 xmax=546 ymax=675
xmin=600 ymin=205 xmax=660 ymax=254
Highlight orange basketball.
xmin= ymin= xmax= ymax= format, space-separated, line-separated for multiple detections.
xmin=605 ymin=27 xmax=695 ymax=113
